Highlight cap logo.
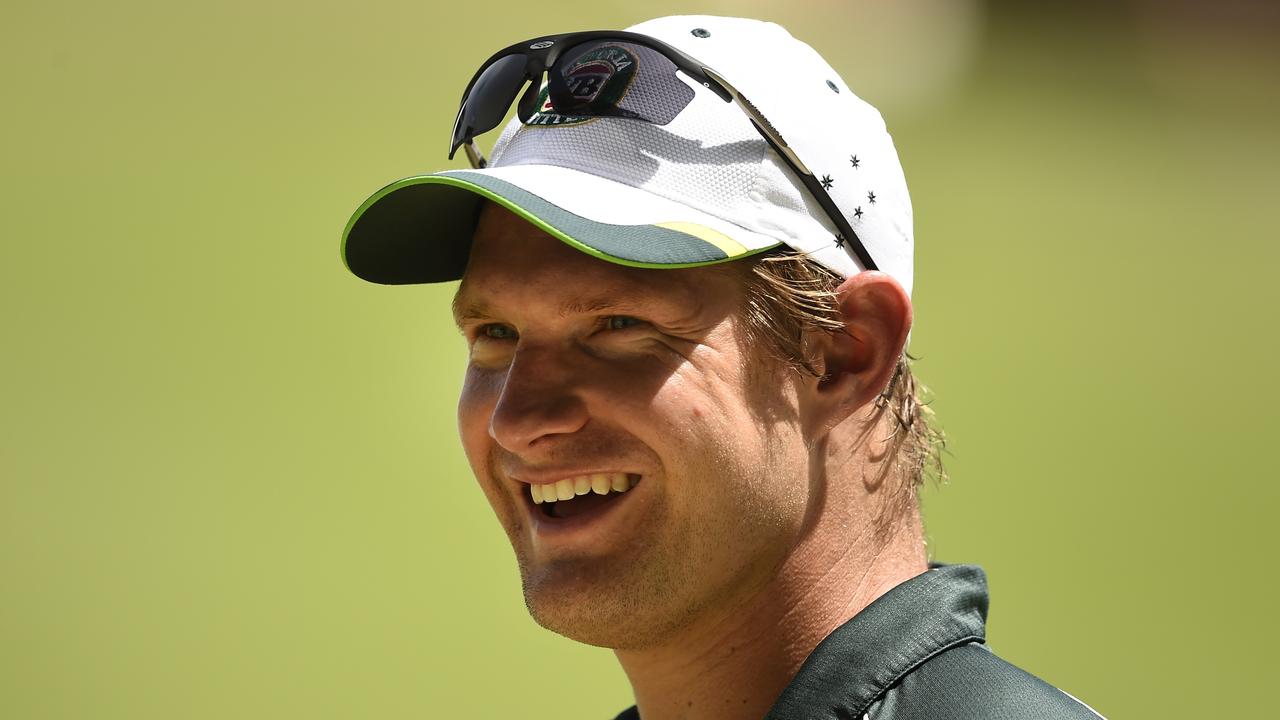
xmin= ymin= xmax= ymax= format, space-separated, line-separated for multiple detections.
xmin=561 ymin=45 xmax=637 ymax=108
xmin=524 ymin=44 xmax=638 ymax=127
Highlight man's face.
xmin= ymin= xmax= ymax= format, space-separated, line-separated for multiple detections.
xmin=454 ymin=203 xmax=813 ymax=649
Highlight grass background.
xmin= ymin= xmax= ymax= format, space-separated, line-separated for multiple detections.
xmin=3 ymin=0 xmax=1276 ymax=717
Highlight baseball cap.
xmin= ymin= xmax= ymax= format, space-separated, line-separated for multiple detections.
xmin=341 ymin=15 xmax=915 ymax=296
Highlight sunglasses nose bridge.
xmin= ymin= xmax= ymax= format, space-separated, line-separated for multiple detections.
xmin=516 ymin=73 xmax=543 ymax=122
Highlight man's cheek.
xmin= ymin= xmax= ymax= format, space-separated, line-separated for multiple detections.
xmin=456 ymin=375 xmax=497 ymax=457
xmin=455 ymin=380 xmax=518 ymax=524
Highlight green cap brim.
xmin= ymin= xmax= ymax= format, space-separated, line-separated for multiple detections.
xmin=341 ymin=170 xmax=780 ymax=285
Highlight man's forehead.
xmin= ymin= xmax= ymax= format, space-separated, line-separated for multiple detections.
xmin=452 ymin=257 xmax=714 ymax=324
xmin=452 ymin=203 xmax=743 ymax=323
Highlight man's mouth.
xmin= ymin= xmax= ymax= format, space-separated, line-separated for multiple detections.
xmin=529 ymin=473 xmax=640 ymax=520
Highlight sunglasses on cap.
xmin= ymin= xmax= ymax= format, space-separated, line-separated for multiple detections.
xmin=448 ymin=30 xmax=880 ymax=273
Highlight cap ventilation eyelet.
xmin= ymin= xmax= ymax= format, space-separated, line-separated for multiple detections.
xmin=691 ymin=28 xmax=711 ymax=38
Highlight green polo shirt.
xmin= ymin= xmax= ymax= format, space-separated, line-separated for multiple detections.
xmin=613 ymin=564 xmax=1104 ymax=719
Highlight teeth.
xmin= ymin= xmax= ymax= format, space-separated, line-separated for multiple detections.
xmin=555 ymin=478 xmax=574 ymax=501
xmin=529 ymin=474 xmax=637 ymax=505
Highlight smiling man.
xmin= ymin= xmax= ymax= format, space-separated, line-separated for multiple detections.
xmin=342 ymin=14 xmax=1102 ymax=720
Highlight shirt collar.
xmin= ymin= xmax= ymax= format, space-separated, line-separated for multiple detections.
xmin=764 ymin=563 xmax=989 ymax=720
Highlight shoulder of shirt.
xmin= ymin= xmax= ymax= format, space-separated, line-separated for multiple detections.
xmin=866 ymin=642 xmax=1106 ymax=720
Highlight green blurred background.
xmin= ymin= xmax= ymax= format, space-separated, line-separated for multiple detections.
xmin=3 ymin=0 xmax=1277 ymax=717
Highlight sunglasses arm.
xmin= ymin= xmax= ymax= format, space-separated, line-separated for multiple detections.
xmin=463 ymin=140 xmax=488 ymax=169
xmin=700 ymin=67 xmax=811 ymax=175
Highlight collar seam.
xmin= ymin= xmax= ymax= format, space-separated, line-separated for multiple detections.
xmin=852 ymin=632 xmax=985 ymax=719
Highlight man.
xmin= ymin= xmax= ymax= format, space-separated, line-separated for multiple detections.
xmin=341 ymin=15 xmax=1103 ymax=720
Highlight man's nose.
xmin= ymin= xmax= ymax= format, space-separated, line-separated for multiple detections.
xmin=488 ymin=343 xmax=589 ymax=454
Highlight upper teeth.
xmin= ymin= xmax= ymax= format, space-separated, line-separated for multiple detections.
xmin=530 ymin=473 xmax=635 ymax=504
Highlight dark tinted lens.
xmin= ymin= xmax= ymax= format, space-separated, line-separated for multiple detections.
xmin=541 ymin=40 xmax=694 ymax=126
xmin=450 ymin=54 xmax=530 ymax=154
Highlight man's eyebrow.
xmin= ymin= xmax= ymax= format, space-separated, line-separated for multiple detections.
xmin=452 ymin=294 xmax=643 ymax=323
xmin=451 ymin=291 xmax=488 ymax=327
xmin=451 ymin=282 xmax=696 ymax=327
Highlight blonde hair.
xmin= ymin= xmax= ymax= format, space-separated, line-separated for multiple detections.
xmin=737 ymin=250 xmax=947 ymax=510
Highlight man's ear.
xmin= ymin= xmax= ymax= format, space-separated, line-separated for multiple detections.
xmin=800 ymin=271 xmax=913 ymax=439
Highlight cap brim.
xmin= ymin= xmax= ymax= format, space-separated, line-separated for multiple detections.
xmin=341 ymin=164 xmax=785 ymax=285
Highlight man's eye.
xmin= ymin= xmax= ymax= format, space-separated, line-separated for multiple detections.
xmin=479 ymin=323 xmax=518 ymax=340
xmin=605 ymin=316 xmax=643 ymax=331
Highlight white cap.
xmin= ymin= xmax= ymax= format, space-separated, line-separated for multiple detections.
xmin=342 ymin=15 xmax=915 ymax=296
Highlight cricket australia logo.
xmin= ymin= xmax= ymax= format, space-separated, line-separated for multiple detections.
xmin=524 ymin=45 xmax=639 ymax=127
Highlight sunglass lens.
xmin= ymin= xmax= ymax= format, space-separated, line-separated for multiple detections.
xmin=451 ymin=54 xmax=530 ymax=154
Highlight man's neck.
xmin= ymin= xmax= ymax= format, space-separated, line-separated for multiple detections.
xmin=614 ymin=506 xmax=927 ymax=720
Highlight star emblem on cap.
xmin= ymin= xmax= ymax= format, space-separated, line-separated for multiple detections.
xmin=854 ymin=206 xmax=863 ymax=219
xmin=850 ymin=155 xmax=860 ymax=168
xmin=820 ymin=174 xmax=834 ymax=190
xmin=867 ymin=190 xmax=877 ymax=204
xmin=834 ymin=234 xmax=846 ymax=248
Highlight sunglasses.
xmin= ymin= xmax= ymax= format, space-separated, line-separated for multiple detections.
xmin=447 ymin=30 xmax=879 ymax=273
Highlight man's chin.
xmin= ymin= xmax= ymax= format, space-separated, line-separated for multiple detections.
xmin=518 ymin=556 xmax=680 ymax=650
